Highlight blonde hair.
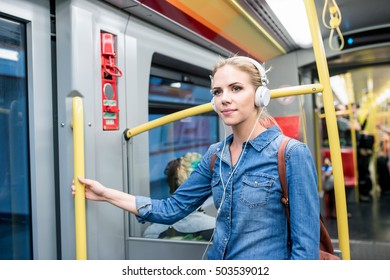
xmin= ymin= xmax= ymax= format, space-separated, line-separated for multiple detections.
xmin=165 ymin=152 xmax=202 ymax=194
xmin=177 ymin=152 xmax=202 ymax=186
xmin=211 ymin=56 xmax=264 ymax=90
xmin=211 ymin=55 xmax=280 ymax=130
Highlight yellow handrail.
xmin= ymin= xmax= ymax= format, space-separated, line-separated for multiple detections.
xmin=72 ymin=97 xmax=87 ymax=260
xmin=271 ymin=83 xmax=324 ymax=98
xmin=124 ymin=84 xmax=324 ymax=140
xmin=124 ymin=103 xmax=212 ymax=140
xmin=305 ymin=0 xmax=350 ymax=259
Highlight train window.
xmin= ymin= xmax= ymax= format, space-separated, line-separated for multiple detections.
xmin=0 ymin=17 xmax=31 ymax=259
xmin=145 ymin=54 xmax=217 ymax=241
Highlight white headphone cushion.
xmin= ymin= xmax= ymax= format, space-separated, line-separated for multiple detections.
xmin=211 ymin=97 xmax=217 ymax=112
xmin=255 ymin=86 xmax=270 ymax=107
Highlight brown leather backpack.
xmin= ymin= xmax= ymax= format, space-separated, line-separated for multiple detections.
xmin=278 ymin=137 xmax=340 ymax=260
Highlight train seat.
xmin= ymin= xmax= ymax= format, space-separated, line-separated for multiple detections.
xmin=322 ymin=148 xmax=356 ymax=188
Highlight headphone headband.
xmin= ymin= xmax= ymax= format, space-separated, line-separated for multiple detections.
xmin=234 ymin=56 xmax=269 ymax=86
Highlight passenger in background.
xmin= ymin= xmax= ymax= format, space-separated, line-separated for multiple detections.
xmin=376 ymin=124 xmax=390 ymax=196
xmin=335 ymin=104 xmax=362 ymax=147
xmin=335 ymin=104 xmax=353 ymax=147
xmin=377 ymin=141 xmax=390 ymax=196
xmin=322 ymin=158 xmax=335 ymax=219
xmin=143 ymin=152 xmax=215 ymax=241
xmin=72 ymin=55 xmax=320 ymax=259
xmin=377 ymin=123 xmax=390 ymax=135
xmin=335 ymin=103 xmax=374 ymax=201
xmin=357 ymin=131 xmax=374 ymax=202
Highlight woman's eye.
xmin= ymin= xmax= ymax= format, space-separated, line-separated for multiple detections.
xmin=211 ymin=89 xmax=222 ymax=96
xmin=232 ymin=85 xmax=242 ymax=92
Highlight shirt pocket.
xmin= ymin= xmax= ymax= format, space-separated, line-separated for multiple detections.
xmin=240 ymin=173 xmax=274 ymax=208
xmin=211 ymin=173 xmax=223 ymax=209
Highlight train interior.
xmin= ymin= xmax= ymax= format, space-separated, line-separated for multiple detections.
xmin=1 ymin=0 xmax=390 ymax=260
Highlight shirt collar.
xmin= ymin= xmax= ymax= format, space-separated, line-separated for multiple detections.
xmin=249 ymin=125 xmax=282 ymax=152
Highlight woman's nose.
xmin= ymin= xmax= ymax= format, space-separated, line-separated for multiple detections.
xmin=220 ymin=90 xmax=232 ymax=103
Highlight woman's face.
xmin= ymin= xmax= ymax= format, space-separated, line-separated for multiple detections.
xmin=211 ymin=64 xmax=258 ymax=127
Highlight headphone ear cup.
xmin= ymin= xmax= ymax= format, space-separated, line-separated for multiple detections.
xmin=255 ymin=86 xmax=271 ymax=107
xmin=211 ymin=97 xmax=217 ymax=112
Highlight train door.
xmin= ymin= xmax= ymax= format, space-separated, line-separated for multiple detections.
xmin=0 ymin=0 xmax=56 ymax=259
xmin=55 ymin=0 xmax=220 ymax=259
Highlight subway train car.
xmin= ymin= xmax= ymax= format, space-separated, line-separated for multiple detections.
xmin=1 ymin=0 xmax=390 ymax=260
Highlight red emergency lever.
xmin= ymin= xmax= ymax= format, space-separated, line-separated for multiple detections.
xmin=101 ymin=33 xmax=122 ymax=77
xmin=101 ymin=32 xmax=121 ymax=131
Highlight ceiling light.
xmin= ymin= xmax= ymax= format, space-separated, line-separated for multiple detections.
xmin=265 ymin=0 xmax=312 ymax=48
xmin=170 ymin=82 xmax=182 ymax=88
xmin=0 ymin=48 xmax=19 ymax=61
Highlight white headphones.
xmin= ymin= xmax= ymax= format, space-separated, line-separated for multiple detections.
xmin=211 ymin=56 xmax=270 ymax=112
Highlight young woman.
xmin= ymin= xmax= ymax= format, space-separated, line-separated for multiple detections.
xmin=72 ymin=56 xmax=320 ymax=259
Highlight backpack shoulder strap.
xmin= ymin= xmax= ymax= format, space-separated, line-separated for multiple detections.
xmin=278 ymin=137 xmax=291 ymax=241
xmin=278 ymin=137 xmax=291 ymax=208
xmin=210 ymin=154 xmax=217 ymax=172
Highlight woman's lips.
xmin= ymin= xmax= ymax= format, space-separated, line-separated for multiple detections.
xmin=221 ymin=108 xmax=237 ymax=116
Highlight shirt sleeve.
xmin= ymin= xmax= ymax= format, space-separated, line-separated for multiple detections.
xmin=135 ymin=196 xmax=152 ymax=223
xmin=135 ymin=145 xmax=216 ymax=225
xmin=286 ymin=141 xmax=320 ymax=259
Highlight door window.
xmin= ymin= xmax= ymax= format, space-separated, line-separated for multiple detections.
xmin=0 ymin=16 xmax=31 ymax=259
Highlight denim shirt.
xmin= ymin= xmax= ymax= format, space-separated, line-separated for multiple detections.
xmin=136 ymin=126 xmax=320 ymax=259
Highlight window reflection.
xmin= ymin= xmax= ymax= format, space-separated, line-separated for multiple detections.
xmin=143 ymin=153 xmax=215 ymax=241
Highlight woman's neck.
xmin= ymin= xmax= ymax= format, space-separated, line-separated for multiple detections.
xmin=231 ymin=123 xmax=266 ymax=147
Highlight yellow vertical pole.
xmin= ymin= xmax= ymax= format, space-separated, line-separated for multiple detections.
xmin=72 ymin=97 xmax=87 ymax=260
xmin=304 ymin=0 xmax=350 ymax=259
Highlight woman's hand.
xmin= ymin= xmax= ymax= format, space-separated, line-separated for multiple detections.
xmin=71 ymin=176 xmax=107 ymax=201
xmin=71 ymin=176 xmax=138 ymax=214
